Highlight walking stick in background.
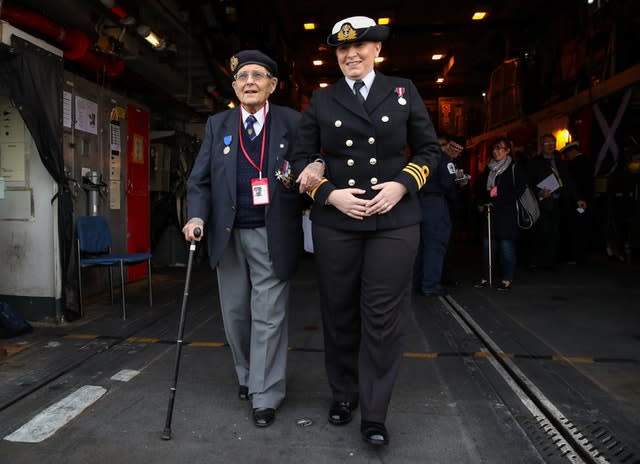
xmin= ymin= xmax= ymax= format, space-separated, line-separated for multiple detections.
xmin=161 ymin=227 xmax=201 ymax=441
xmin=486 ymin=204 xmax=493 ymax=287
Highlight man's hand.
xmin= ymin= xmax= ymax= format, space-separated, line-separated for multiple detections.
xmin=297 ymin=160 xmax=325 ymax=194
xmin=182 ymin=220 xmax=204 ymax=241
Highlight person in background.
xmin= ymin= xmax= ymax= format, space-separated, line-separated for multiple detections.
xmin=526 ymin=133 xmax=585 ymax=270
xmin=439 ymin=134 xmax=467 ymax=287
xmin=413 ymin=138 xmax=456 ymax=297
xmin=473 ymin=136 xmax=526 ymax=291
xmin=183 ymin=50 xmax=320 ymax=428
xmin=293 ymin=15 xmax=441 ymax=446
xmin=560 ymin=141 xmax=593 ymax=265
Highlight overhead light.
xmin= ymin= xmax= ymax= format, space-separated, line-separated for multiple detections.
xmin=137 ymin=25 xmax=163 ymax=48
xmin=472 ymin=11 xmax=487 ymax=20
xmin=374 ymin=57 xmax=385 ymax=63
xmin=377 ymin=17 xmax=390 ymax=25
xmin=431 ymin=53 xmax=444 ymax=61
xmin=304 ymin=22 xmax=316 ymax=30
xmin=436 ymin=77 xmax=445 ymax=84
xmin=313 ymin=60 xmax=324 ymax=66
xmin=319 ymin=82 xmax=328 ymax=88
xmin=144 ymin=31 xmax=162 ymax=48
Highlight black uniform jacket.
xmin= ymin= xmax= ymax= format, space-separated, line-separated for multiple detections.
xmin=187 ymin=103 xmax=304 ymax=280
xmin=291 ymin=72 xmax=441 ymax=231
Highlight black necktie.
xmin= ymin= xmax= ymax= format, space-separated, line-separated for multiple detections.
xmin=353 ymin=80 xmax=365 ymax=105
xmin=246 ymin=115 xmax=257 ymax=140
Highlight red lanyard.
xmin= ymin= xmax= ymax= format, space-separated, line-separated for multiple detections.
xmin=238 ymin=105 xmax=267 ymax=179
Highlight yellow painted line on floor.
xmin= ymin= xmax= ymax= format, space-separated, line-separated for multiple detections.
xmin=403 ymin=351 xmax=438 ymax=359
xmin=64 ymin=334 xmax=98 ymax=340
xmin=126 ymin=337 xmax=160 ymax=344
xmin=189 ymin=341 xmax=226 ymax=348
xmin=552 ymin=355 xmax=594 ymax=364
xmin=474 ymin=351 xmax=514 ymax=359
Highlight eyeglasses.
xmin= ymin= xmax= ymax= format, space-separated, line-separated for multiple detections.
xmin=542 ymin=142 xmax=555 ymax=146
xmin=234 ymin=71 xmax=272 ymax=82
xmin=493 ymin=145 xmax=508 ymax=151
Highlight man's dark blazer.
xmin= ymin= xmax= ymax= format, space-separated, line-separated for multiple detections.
xmin=187 ymin=103 xmax=303 ymax=280
xmin=527 ymin=153 xmax=580 ymax=208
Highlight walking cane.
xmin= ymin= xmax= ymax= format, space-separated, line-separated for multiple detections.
xmin=486 ymin=204 xmax=493 ymax=287
xmin=161 ymin=227 xmax=201 ymax=441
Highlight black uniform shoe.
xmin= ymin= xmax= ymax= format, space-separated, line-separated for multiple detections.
xmin=253 ymin=408 xmax=275 ymax=427
xmin=328 ymin=400 xmax=358 ymax=425
xmin=361 ymin=421 xmax=389 ymax=446
xmin=473 ymin=280 xmax=490 ymax=288
xmin=238 ymin=385 xmax=249 ymax=401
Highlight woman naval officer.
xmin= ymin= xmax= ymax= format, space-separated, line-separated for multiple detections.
xmin=291 ymin=15 xmax=442 ymax=446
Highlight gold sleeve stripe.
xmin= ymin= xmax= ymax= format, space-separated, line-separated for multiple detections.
xmin=403 ymin=163 xmax=430 ymax=189
xmin=307 ymin=178 xmax=328 ymax=200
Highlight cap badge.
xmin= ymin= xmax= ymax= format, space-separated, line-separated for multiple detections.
xmin=230 ymin=55 xmax=239 ymax=72
xmin=337 ymin=23 xmax=358 ymax=42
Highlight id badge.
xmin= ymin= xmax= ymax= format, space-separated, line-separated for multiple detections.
xmin=251 ymin=177 xmax=270 ymax=205
xmin=489 ymin=185 xmax=498 ymax=198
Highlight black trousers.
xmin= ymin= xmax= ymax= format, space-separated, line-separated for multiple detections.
xmin=312 ymin=222 xmax=419 ymax=423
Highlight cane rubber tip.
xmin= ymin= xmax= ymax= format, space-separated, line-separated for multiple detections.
xmin=161 ymin=430 xmax=172 ymax=440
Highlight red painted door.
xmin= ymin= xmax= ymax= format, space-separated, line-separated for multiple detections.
xmin=126 ymin=104 xmax=150 ymax=281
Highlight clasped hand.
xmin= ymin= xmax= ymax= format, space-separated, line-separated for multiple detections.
xmin=328 ymin=181 xmax=407 ymax=220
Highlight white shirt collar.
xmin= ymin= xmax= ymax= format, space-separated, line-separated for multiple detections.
xmin=241 ymin=101 xmax=269 ymax=132
xmin=345 ymin=70 xmax=376 ymax=98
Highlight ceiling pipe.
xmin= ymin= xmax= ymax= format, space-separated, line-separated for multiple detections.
xmin=0 ymin=3 xmax=124 ymax=78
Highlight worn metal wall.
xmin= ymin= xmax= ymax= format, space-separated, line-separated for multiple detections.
xmin=0 ymin=95 xmax=60 ymax=321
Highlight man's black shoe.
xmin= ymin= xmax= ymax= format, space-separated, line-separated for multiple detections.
xmin=361 ymin=421 xmax=389 ymax=446
xmin=328 ymin=400 xmax=358 ymax=425
xmin=238 ymin=385 xmax=249 ymax=401
xmin=253 ymin=408 xmax=275 ymax=427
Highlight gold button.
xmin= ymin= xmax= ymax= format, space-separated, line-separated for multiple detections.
xmin=346 ymin=139 xmax=353 ymax=147
xmin=381 ymin=115 xmax=390 ymax=122
xmin=335 ymin=120 xmax=342 ymax=127
xmin=348 ymin=179 xmax=356 ymax=186
xmin=370 ymin=177 xmax=378 ymax=185
xmin=368 ymin=137 xmax=375 ymax=144
xmin=224 ymin=227 xmax=231 ymax=233
xmin=369 ymin=158 xmax=377 ymax=165
xmin=347 ymin=159 xmax=355 ymax=166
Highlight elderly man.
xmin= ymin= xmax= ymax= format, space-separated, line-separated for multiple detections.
xmin=183 ymin=50 xmax=318 ymax=427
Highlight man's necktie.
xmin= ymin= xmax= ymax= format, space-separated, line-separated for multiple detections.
xmin=353 ymin=80 xmax=366 ymax=105
xmin=246 ymin=114 xmax=257 ymax=140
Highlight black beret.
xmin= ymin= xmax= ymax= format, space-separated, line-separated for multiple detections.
xmin=229 ymin=50 xmax=278 ymax=77
xmin=327 ymin=16 xmax=389 ymax=47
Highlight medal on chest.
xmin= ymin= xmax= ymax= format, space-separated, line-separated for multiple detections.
xmin=395 ymin=87 xmax=406 ymax=105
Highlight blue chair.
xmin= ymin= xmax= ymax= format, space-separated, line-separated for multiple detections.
xmin=76 ymin=216 xmax=152 ymax=319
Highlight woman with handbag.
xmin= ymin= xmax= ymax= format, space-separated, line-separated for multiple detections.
xmin=473 ymin=137 xmax=527 ymax=291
